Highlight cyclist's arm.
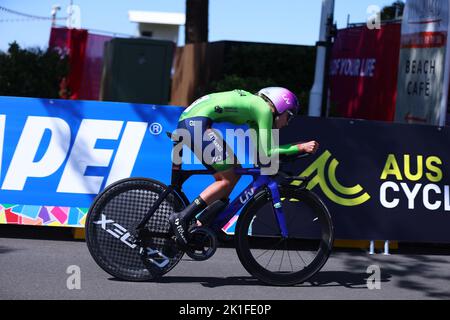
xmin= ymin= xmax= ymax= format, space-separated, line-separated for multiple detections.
xmin=251 ymin=99 xmax=301 ymax=157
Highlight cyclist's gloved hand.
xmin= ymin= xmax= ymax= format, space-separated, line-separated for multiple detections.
xmin=297 ymin=141 xmax=319 ymax=154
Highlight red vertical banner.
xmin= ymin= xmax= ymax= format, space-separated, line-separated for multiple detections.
xmin=330 ymin=24 xmax=401 ymax=121
xmin=78 ymin=33 xmax=112 ymax=100
xmin=49 ymin=27 xmax=88 ymax=100
xmin=67 ymin=29 xmax=88 ymax=99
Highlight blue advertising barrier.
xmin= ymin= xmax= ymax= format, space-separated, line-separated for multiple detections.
xmin=2 ymin=96 xmax=450 ymax=243
xmin=0 ymin=97 xmax=252 ymax=228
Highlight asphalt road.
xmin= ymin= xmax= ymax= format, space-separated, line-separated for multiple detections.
xmin=1 ymin=237 xmax=450 ymax=300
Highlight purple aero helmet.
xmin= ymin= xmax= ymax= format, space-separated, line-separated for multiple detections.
xmin=258 ymin=87 xmax=300 ymax=115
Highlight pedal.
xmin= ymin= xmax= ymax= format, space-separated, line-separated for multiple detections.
xmin=185 ymin=227 xmax=217 ymax=261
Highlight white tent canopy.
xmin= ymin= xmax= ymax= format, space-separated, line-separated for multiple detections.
xmin=128 ymin=10 xmax=186 ymax=43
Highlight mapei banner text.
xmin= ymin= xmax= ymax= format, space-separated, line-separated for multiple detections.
xmin=1 ymin=96 xmax=450 ymax=243
xmin=0 ymin=97 xmax=184 ymax=227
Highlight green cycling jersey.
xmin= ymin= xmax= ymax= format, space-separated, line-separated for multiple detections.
xmin=179 ymin=89 xmax=299 ymax=158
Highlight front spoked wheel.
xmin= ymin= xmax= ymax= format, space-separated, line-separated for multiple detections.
xmin=86 ymin=178 xmax=186 ymax=282
xmin=235 ymin=187 xmax=334 ymax=286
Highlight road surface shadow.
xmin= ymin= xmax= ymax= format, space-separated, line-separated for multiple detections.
xmin=0 ymin=246 xmax=20 ymax=254
xmin=108 ymin=276 xmax=262 ymax=287
xmin=305 ymin=271 xmax=391 ymax=289
xmin=108 ymin=270 xmax=389 ymax=288
xmin=341 ymin=254 xmax=450 ymax=299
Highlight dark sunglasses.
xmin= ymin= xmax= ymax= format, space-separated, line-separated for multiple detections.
xmin=286 ymin=110 xmax=295 ymax=124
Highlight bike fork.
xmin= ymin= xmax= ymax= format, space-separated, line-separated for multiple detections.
xmin=267 ymin=181 xmax=289 ymax=238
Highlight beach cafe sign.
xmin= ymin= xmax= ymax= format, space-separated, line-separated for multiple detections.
xmin=395 ymin=0 xmax=450 ymax=126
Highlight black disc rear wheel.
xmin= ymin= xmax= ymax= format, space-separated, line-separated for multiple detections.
xmin=85 ymin=178 xmax=186 ymax=282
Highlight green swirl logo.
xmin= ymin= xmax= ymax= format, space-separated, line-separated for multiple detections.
xmin=291 ymin=150 xmax=371 ymax=206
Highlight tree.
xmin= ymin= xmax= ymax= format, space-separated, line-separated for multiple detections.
xmin=207 ymin=43 xmax=316 ymax=115
xmin=0 ymin=42 xmax=68 ymax=98
xmin=381 ymin=0 xmax=405 ymax=21
xmin=185 ymin=0 xmax=209 ymax=43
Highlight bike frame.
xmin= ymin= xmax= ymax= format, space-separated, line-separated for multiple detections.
xmin=170 ymin=166 xmax=289 ymax=237
xmin=135 ymin=134 xmax=304 ymax=238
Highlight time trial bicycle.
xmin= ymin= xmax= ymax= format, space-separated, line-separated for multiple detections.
xmin=85 ymin=132 xmax=334 ymax=286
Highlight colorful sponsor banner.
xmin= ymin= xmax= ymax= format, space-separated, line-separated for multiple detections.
xmin=0 ymin=97 xmax=180 ymax=227
xmin=0 ymin=204 xmax=87 ymax=227
xmin=395 ymin=0 xmax=450 ymax=125
xmin=283 ymin=116 xmax=450 ymax=243
xmin=330 ymin=23 xmax=401 ymax=122
xmin=0 ymin=96 xmax=252 ymax=228
xmin=1 ymin=96 xmax=450 ymax=242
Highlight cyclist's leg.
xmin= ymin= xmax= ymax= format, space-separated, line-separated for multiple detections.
xmin=169 ymin=120 xmax=240 ymax=244
xmin=194 ymin=168 xmax=239 ymax=228
xmin=200 ymin=168 xmax=240 ymax=203
xmin=200 ymin=126 xmax=241 ymax=202
xmin=196 ymin=128 xmax=241 ymax=226
xmin=169 ymin=118 xmax=210 ymax=245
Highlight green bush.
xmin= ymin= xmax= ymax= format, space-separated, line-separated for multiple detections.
xmin=0 ymin=42 xmax=69 ymax=98
xmin=207 ymin=43 xmax=316 ymax=115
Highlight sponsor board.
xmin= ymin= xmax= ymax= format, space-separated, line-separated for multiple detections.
xmin=1 ymin=97 xmax=450 ymax=242
xmin=395 ymin=0 xmax=450 ymax=125
xmin=283 ymin=116 xmax=450 ymax=242
xmin=0 ymin=97 xmax=183 ymax=227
